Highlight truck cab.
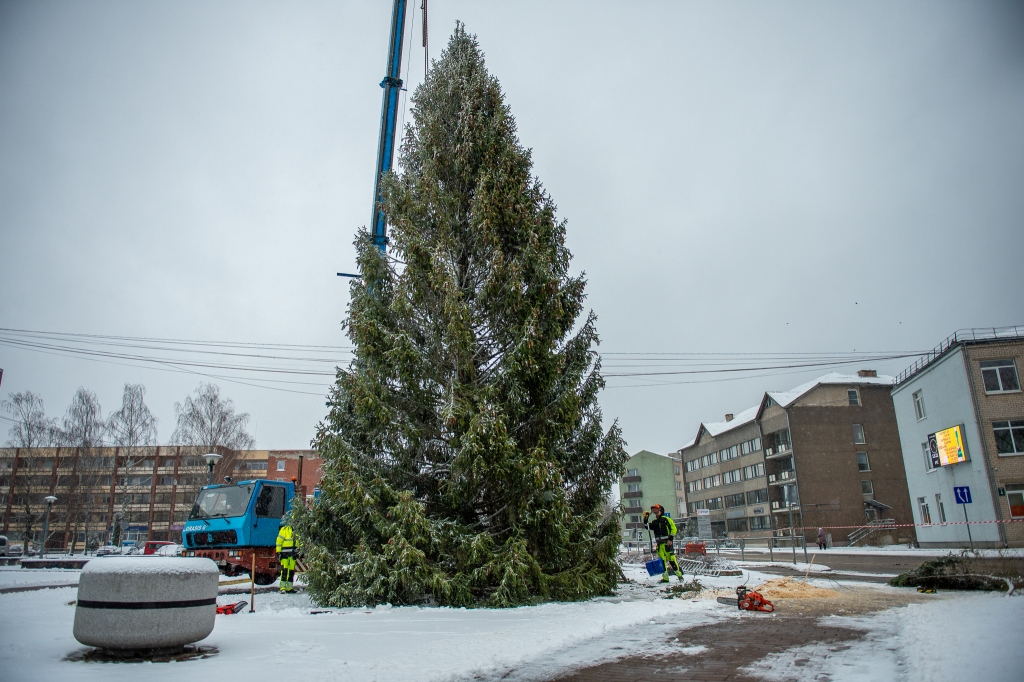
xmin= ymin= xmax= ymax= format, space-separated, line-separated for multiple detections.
xmin=182 ymin=479 xmax=295 ymax=584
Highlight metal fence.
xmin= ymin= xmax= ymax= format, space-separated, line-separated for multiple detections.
xmin=894 ymin=325 xmax=1024 ymax=386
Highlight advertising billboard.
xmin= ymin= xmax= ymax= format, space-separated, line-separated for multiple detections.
xmin=927 ymin=425 xmax=968 ymax=467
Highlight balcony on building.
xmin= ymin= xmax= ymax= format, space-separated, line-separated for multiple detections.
xmin=763 ymin=442 xmax=792 ymax=459
xmin=770 ymin=500 xmax=800 ymax=513
xmin=767 ymin=469 xmax=796 ymax=486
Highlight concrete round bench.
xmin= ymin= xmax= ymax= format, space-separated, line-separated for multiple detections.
xmin=73 ymin=557 xmax=219 ymax=651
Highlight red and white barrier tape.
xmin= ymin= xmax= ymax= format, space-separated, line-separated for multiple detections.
xmin=789 ymin=518 xmax=1024 ymax=531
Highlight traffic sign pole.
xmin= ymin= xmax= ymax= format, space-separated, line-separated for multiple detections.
xmin=962 ymin=503 xmax=973 ymax=551
xmin=953 ymin=486 xmax=974 ymax=551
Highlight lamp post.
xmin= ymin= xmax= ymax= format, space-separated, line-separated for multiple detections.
xmin=202 ymin=453 xmax=223 ymax=486
xmin=40 ymin=495 xmax=57 ymax=558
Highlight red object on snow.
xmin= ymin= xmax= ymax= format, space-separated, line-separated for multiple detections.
xmin=684 ymin=541 xmax=707 ymax=555
xmin=216 ymin=601 xmax=248 ymax=615
xmin=142 ymin=541 xmax=175 ymax=555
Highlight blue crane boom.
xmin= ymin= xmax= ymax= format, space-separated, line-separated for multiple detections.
xmin=370 ymin=0 xmax=410 ymax=253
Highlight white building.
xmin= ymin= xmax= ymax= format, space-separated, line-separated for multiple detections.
xmin=891 ymin=327 xmax=1024 ymax=548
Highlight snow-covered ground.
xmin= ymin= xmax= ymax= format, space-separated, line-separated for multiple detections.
xmin=1 ymin=562 xmax=1020 ymax=681
xmin=744 ymin=592 xmax=1024 ymax=681
xmin=0 ymin=566 xmax=81 ymax=590
xmin=1 ymin=567 xmax=735 ymax=682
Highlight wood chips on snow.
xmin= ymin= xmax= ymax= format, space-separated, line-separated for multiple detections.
xmin=752 ymin=578 xmax=839 ymax=599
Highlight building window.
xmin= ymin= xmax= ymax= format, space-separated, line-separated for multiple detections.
xmin=861 ymin=480 xmax=874 ymax=495
xmin=852 ymin=424 xmax=866 ymax=444
xmin=913 ymin=390 xmax=926 ymax=420
xmin=722 ymin=469 xmax=742 ymax=485
xmin=725 ymin=493 xmax=746 ymax=508
xmin=629 ymin=515 xmax=640 ymax=523
xmin=726 ymin=518 xmax=748 ymax=533
xmin=856 ymin=452 xmax=870 ymax=472
xmin=627 ymin=469 xmax=639 ymax=477
xmin=687 ymin=480 xmax=702 ymax=493
xmin=720 ymin=445 xmax=740 ymax=461
xmin=626 ymin=483 xmax=641 ymax=493
xmin=705 ymin=497 xmax=724 ymax=510
xmin=918 ymin=497 xmax=931 ymax=524
xmin=935 ymin=494 xmax=946 ymax=523
xmin=921 ymin=442 xmax=935 ymax=471
xmin=674 ymin=466 xmax=681 ymax=476
xmin=743 ymin=463 xmax=765 ymax=480
xmin=675 ymin=481 xmax=682 ymax=490
xmin=1007 ymin=485 xmax=1024 ymax=518
xmin=848 ymin=389 xmax=860 ymax=406
xmin=749 ymin=516 xmax=771 ymax=531
xmin=700 ymin=453 xmax=718 ymax=467
xmin=687 ymin=500 xmax=705 ymax=513
xmin=276 ymin=461 xmax=285 ymax=471
xmin=981 ymin=359 xmax=1020 ymax=393
xmin=685 ymin=460 xmax=700 ymax=473
xmin=740 ymin=437 xmax=761 ymax=455
xmin=993 ymin=420 xmax=1024 ymax=455
xmin=746 ymin=489 xmax=768 ymax=505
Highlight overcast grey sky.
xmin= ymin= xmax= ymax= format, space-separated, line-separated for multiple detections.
xmin=1 ymin=1 xmax=1022 ymax=452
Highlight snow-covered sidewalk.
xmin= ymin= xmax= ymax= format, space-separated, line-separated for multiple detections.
xmin=0 ymin=567 xmax=737 ymax=682
xmin=2 ymin=562 xmax=1020 ymax=682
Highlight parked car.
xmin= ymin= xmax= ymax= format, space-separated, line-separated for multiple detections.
xmin=0 ymin=535 xmax=7 ymax=557
xmin=154 ymin=543 xmax=183 ymax=557
xmin=94 ymin=545 xmax=121 ymax=557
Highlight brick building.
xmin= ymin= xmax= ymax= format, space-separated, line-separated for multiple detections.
xmin=266 ymin=450 xmax=322 ymax=501
xmin=0 ymin=446 xmax=318 ymax=551
xmin=891 ymin=327 xmax=1024 ymax=548
xmin=675 ymin=372 xmax=916 ymax=545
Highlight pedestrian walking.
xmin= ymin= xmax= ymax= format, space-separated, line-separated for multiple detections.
xmin=276 ymin=519 xmax=299 ymax=593
xmin=817 ymin=527 xmax=827 ymax=551
xmin=644 ymin=504 xmax=682 ymax=583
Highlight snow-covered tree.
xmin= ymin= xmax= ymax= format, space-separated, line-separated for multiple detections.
xmin=295 ymin=25 xmax=627 ymax=608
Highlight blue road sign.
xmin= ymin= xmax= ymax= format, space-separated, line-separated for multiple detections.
xmin=954 ymin=486 xmax=972 ymax=504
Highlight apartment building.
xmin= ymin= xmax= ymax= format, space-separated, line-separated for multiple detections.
xmin=675 ymin=371 xmax=916 ymax=545
xmin=619 ymin=450 xmax=679 ymax=543
xmin=891 ymin=327 xmax=1024 ymax=548
xmin=0 ymin=446 xmax=317 ymax=551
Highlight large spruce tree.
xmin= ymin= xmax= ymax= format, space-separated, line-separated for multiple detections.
xmin=295 ymin=25 xmax=627 ymax=608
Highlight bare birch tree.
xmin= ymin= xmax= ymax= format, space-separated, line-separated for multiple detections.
xmin=106 ymin=384 xmax=158 ymax=544
xmin=171 ymin=383 xmax=255 ymax=502
xmin=2 ymin=391 xmax=57 ymax=553
xmin=55 ymin=388 xmax=106 ymax=553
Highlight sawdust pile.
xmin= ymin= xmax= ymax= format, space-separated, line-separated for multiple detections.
xmin=752 ymin=578 xmax=839 ymax=599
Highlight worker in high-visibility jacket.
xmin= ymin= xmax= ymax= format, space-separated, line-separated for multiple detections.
xmin=275 ymin=522 xmax=298 ymax=593
xmin=643 ymin=504 xmax=682 ymax=583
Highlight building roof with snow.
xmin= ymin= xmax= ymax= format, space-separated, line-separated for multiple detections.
xmin=681 ymin=370 xmax=895 ymax=451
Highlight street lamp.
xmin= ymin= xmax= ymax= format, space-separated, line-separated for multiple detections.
xmin=202 ymin=453 xmax=223 ymax=486
xmin=40 ymin=495 xmax=57 ymax=559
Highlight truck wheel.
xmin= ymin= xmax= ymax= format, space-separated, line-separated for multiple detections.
xmin=254 ymin=572 xmax=276 ymax=586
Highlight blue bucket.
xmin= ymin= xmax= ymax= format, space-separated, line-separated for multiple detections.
xmin=645 ymin=557 xmax=665 ymax=576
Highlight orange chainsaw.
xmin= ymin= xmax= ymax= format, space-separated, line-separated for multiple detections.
xmin=716 ymin=585 xmax=774 ymax=612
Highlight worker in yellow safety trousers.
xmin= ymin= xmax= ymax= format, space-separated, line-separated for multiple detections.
xmin=644 ymin=504 xmax=682 ymax=583
xmin=276 ymin=519 xmax=298 ymax=594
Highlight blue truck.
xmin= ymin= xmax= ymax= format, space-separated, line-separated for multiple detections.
xmin=181 ymin=479 xmax=296 ymax=584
